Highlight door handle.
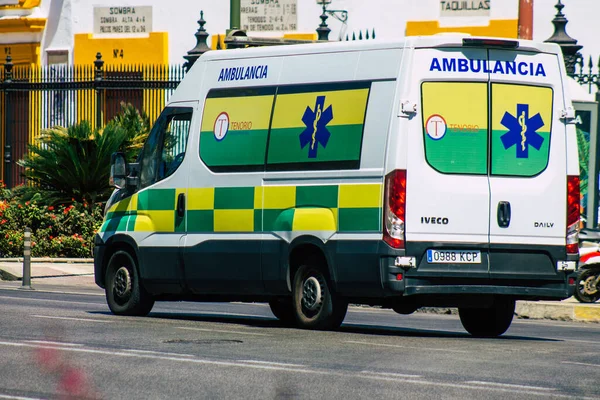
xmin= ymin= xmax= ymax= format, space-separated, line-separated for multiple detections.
xmin=497 ymin=201 xmax=511 ymax=228
xmin=177 ymin=193 xmax=185 ymax=217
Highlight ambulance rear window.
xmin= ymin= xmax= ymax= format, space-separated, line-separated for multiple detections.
xmin=421 ymin=82 xmax=488 ymax=175
xmin=490 ymin=83 xmax=553 ymax=177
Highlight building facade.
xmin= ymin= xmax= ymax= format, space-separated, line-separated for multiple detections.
xmin=0 ymin=0 xmax=597 ymax=67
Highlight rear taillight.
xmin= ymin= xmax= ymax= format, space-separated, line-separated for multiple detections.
xmin=566 ymin=175 xmax=580 ymax=254
xmin=383 ymin=170 xmax=406 ymax=249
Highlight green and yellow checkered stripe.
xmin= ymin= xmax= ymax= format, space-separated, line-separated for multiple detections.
xmin=101 ymin=184 xmax=382 ymax=233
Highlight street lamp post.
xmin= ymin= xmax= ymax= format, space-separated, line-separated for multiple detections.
xmin=316 ymin=0 xmax=349 ymax=41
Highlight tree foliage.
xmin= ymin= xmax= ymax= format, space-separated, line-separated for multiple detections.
xmin=17 ymin=103 xmax=149 ymax=206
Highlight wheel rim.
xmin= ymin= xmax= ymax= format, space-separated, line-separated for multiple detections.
xmin=114 ymin=266 xmax=132 ymax=300
xmin=302 ymin=276 xmax=322 ymax=311
xmin=581 ymin=275 xmax=599 ymax=296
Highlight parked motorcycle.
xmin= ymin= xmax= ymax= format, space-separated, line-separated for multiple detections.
xmin=576 ymin=228 xmax=600 ymax=303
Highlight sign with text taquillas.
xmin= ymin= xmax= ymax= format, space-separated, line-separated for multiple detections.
xmin=440 ymin=0 xmax=490 ymax=17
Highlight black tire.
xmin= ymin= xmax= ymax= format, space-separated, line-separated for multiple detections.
xmin=268 ymin=298 xmax=296 ymax=326
xmin=292 ymin=264 xmax=348 ymax=330
xmin=458 ymin=298 xmax=515 ymax=337
xmin=105 ymin=250 xmax=154 ymax=316
xmin=574 ymin=268 xmax=600 ymax=303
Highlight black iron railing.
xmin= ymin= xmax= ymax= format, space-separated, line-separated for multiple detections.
xmin=0 ymin=54 xmax=185 ymax=188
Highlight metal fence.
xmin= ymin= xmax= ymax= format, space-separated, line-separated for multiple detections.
xmin=0 ymin=53 xmax=185 ymax=188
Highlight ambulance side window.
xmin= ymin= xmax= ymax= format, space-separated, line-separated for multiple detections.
xmin=139 ymin=107 xmax=193 ymax=189
xmin=421 ymin=82 xmax=488 ymax=175
xmin=199 ymin=87 xmax=275 ymax=172
xmin=266 ymin=82 xmax=370 ymax=171
xmin=490 ymin=84 xmax=553 ymax=177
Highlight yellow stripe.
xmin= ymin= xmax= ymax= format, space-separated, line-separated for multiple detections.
xmin=491 ymin=84 xmax=552 ymax=131
xmin=271 ymin=89 xmax=369 ymax=129
xmin=422 ymin=82 xmax=488 ymax=128
xmin=339 ymin=184 xmax=382 ymax=208
xmin=263 ymin=186 xmax=296 ymax=209
xmin=292 ymin=208 xmax=336 ymax=231
xmin=201 ymin=95 xmax=274 ymax=132
xmin=134 ymin=211 xmax=174 ymax=232
xmin=254 ymin=187 xmax=263 ymax=209
xmin=214 ymin=210 xmax=254 ymax=232
xmin=188 ymin=188 xmax=215 ymax=210
xmin=129 ymin=194 xmax=138 ymax=212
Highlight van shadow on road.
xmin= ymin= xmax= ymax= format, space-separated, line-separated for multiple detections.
xmin=89 ymin=310 xmax=560 ymax=342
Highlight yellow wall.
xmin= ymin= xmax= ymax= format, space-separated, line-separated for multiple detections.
xmin=74 ymin=32 xmax=168 ymax=65
xmin=0 ymin=42 xmax=39 ymax=65
xmin=0 ymin=0 xmax=41 ymax=10
xmin=406 ymin=19 xmax=518 ymax=39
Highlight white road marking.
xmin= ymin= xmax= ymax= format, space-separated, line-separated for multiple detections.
xmin=465 ymin=381 xmax=555 ymax=391
xmin=0 ymin=394 xmax=43 ymax=400
xmin=126 ymin=349 xmax=195 ymax=358
xmin=0 ymin=295 xmax=102 ymax=306
xmin=177 ymin=327 xmax=271 ymax=336
xmin=239 ymin=360 xmax=305 ymax=367
xmin=30 ymin=315 xmax=111 ymax=323
xmin=562 ymin=361 xmax=600 ymax=368
xmin=361 ymin=371 xmax=423 ymax=379
xmin=344 ymin=340 xmax=470 ymax=353
xmin=24 ymin=340 xmax=82 ymax=347
xmin=0 ymin=340 xmax=592 ymax=399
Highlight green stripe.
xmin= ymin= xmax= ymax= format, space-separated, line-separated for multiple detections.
xmin=424 ymin=129 xmax=487 ymax=174
xmin=267 ymin=125 xmax=363 ymax=165
xmin=127 ymin=215 xmax=137 ymax=231
xmin=200 ymin=130 xmax=268 ymax=167
xmin=187 ymin=210 xmax=214 ymax=232
xmin=296 ymin=185 xmax=338 ymax=208
xmin=254 ymin=209 xmax=262 ymax=232
xmin=491 ymin=131 xmax=550 ymax=176
xmin=214 ymin=187 xmax=255 ymax=209
xmin=338 ymin=208 xmax=381 ymax=232
xmin=101 ymin=214 xmax=130 ymax=233
xmin=137 ymin=189 xmax=175 ymax=211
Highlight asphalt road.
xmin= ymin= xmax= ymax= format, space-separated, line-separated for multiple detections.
xmin=0 ymin=286 xmax=598 ymax=400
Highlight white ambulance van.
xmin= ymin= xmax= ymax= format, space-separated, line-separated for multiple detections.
xmin=95 ymin=35 xmax=580 ymax=337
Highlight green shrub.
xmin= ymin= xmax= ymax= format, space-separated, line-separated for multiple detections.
xmin=0 ymin=196 xmax=103 ymax=258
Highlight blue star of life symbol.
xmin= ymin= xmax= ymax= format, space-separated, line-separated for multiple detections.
xmin=500 ymin=104 xmax=545 ymax=159
xmin=299 ymin=96 xmax=334 ymax=158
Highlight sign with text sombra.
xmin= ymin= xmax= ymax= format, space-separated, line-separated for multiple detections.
xmin=240 ymin=0 xmax=297 ymax=32
xmin=440 ymin=1 xmax=490 ymax=17
xmin=94 ymin=6 xmax=152 ymax=35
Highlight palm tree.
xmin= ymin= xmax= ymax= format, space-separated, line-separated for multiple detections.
xmin=18 ymin=121 xmax=128 ymax=206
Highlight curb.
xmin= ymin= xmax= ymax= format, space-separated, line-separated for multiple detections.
xmin=0 ymin=269 xmax=17 ymax=281
xmin=0 ymin=258 xmax=94 ymax=263
xmin=417 ymin=301 xmax=600 ymax=323
xmin=516 ymin=301 xmax=600 ymax=323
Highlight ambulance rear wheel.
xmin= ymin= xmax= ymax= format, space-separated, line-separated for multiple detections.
xmin=105 ymin=250 xmax=154 ymax=316
xmin=458 ymin=298 xmax=515 ymax=337
xmin=269 ymin=298 xmax=296 ymax=326
xmin=292 ymin=264 xmax=348 ymax=330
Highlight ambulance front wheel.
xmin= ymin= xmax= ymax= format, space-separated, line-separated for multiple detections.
xmin=458 ymin=298 xmax=515 ymax=337
xmin=105 ymin=250 xmax=155 ymax=316
xmin=292 ymin=264 xmax=348 ymax=330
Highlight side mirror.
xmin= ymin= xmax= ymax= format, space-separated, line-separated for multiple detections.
xmin=110 ymin=152 xmax=127 ymax=189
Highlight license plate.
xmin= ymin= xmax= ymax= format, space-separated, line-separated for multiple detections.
xmin=427 ymin=250 xmax=481 ymax=264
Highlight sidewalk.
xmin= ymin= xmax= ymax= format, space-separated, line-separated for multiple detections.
xmin=0 ymin=259 xmax=599 ymax=323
